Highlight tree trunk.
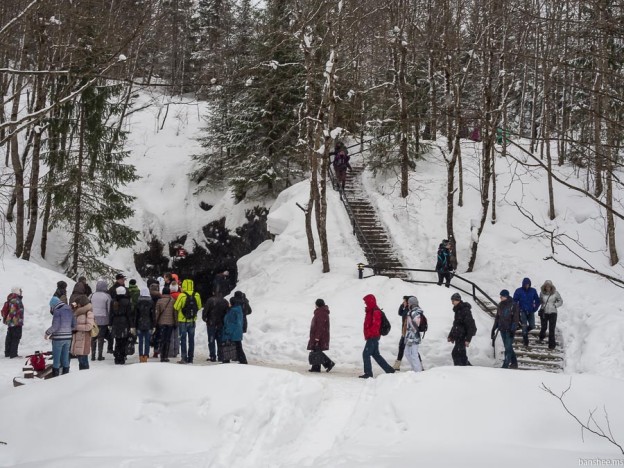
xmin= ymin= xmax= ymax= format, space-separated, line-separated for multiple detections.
xmin=71 ymin=106 xmax=86 ymax=279
xmin=9 ymin=72 xmax=25 ymax=258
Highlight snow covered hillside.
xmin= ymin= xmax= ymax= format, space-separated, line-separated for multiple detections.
xmin=1 ymin=93 xmax=623 ymax=466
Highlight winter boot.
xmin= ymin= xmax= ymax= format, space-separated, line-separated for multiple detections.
xmin=98 ymin=352 xmax=105 ymax=361
xmin=52 ymin=368 xmax=60 ymax=378
xmin=393 ymin=360 xmax=401 ymax=371
xmin=62 ymin=367 xmax=70 ymax=375
xmin=91 ymin=351 xmax=96 ymax=361
xmin=153 ymin=351 xmax=159 ymax=359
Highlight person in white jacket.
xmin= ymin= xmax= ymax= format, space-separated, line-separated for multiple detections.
xmin=90 ymin=280 xmax=111 ymax=361
xmin=405 ymin=296 xmax=424 ymax=372
xmin=538 ymin=280 xmax=563 ymax=350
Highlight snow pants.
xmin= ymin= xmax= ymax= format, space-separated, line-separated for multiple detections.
xmin=405 ymin=343 xmax=423 ymax=372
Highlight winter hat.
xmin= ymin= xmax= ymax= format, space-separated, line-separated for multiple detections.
xmin=129 ymin=279 xmax=137 ymax=286
xmin=116 ymin=286 xmax=126 ymax=296
xmin=115 ymin=273 xmax=126 ymax=280
xmin=451 ymin=293 xmax=461 ymax=302
xmin=170 ymin=282 xmax=179 ymax=292
xmin=408 ymin=296 xmax=419 ymax=308
xmin=149 ymin=283 xmax=160 ymax=292
xmin=49 ymin=296 xmax=61 ymax=308
xmin=140 ymin=287 xmax=150 ymax=297
xmin=57 ymin=280 xmax=67 ymax=289
xmin=315 ymin=298 xmax=325 ymax=307
xmin=499 ymin=289 xmax=510 ymax=298
xmin=11 ymin=286 xmax=22 ymax=295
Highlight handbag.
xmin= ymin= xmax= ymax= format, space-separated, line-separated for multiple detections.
xmin=90 ymin=323 xmax=100 ymax=338
xmin=308 ymin=350 xmax=325 ymax=366
xmin=126 ymin=334 xmax=136 ymax=356
xmin=221 ymin=341 xmax=238 ymax=362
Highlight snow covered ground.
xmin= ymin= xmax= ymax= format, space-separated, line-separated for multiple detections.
xmin=1 ymin=93 xmax=623 ymax=466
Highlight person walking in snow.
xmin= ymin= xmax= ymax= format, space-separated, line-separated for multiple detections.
xmin=491 ymin=289 xmax=519 ymax=369
xmin=46 ymin=296 xmax=75 ymax=376
xmin=3 ymin=286 xmax=24 ymax=358
xmin=90 ymin=279 xmax=111 ymax=361
xmin=435 ymin=239 xmax=455 ymax=288
xmin=404 ymin=296 xmax=424 ymax=372
xmin=136 ymin=287 xmax=155 ymax=363
xmin=110 ymin=286 xmax=135 ymax=365
xmin=307 ymin=299 xmax=335 ymax=373
xmin=202 ymin=294 xmax=228 ymax=362
xmin=71 ymin=296 xmax=95 ymax=370
xmin=155 ymin=286 xmax=176 ymax=362
xmin=360 ymin=294 xmax=395 ymax=379
xmin=538 ymin=280 xmax=563 ymax=350
xmin=331 ymin=143 xmax=352 ymax=191
xmin=222 ymin=295 xmax=248 ymax=364
xmin=393 ymin=295 xmax=411 ymax=371
xmin=512 ymin=277 xmax=540 ymax=347
xmin=447 ymin=293 xmax=477 ymax=366
xmin=173 ymin=279 xmax=202 ymax=364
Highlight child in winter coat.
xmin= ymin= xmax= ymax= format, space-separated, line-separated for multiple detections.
xmin=136 ymin=287 xmax=155 ymax=362
xmin=3 ymin=286 xmax=24 ymax=358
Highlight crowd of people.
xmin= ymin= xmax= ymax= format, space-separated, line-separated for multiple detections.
xmin=1 ymin=271 xmax=251 ymax=377
xmin=2 ymin=261 xmax=563 ymax=379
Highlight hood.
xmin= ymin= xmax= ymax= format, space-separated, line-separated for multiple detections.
xmin=522 ymin=277 xmax=531 ymax=288
xmin=541 ymin=280 xmax=556 ymax=294
xmin=181 ymin=279 xmax=194 ymax=294
xmin=96 ymin=280 xmax=108 ymax=292
xmin=408 ymin=296 xmax=419 ymax=308
xmin=139 ymin=287 xmax=150 ymax=297
xmin=363 ymin=294 xmax=378 ymax=311
xmin=316 ymin=305 xmax=330 ymax=314
xmin=7 ymin=292 xmax=20 ymax=301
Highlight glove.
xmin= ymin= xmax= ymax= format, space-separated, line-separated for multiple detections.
xmin=151 ymin=328 xmax=156 ymax=334
xmin=108 ymin=326 xmax=112 ymax=333
xmin=130 ymin=328 xmax=136 ymax=335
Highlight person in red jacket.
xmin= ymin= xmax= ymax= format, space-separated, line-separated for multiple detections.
xmin=360 ymin=294 xmax=395 ymax=379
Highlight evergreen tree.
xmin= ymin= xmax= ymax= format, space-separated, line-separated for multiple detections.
xmin=44 ymin=83 xmax=139 ymax=279
xmin=194 ymin=0 xmax=306 ymax=201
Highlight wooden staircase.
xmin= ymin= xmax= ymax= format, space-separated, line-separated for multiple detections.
xmin=341 ymin=166 xmax=409 ymax=280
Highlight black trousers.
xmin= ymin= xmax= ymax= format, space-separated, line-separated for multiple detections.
xmin=539 ymin=313 xmax=557 ymax=349
xmin=159 ymin=325 xmax=173 ymax=360
xmin=437 ymin=271 xmax=452 ymax=287
xmin=396 ymin=336 xmax=406 ymax=361
xmin=310 ymin=351 xmax=333 ymax=372
xmin=91 ymin=326 xmax=107 ymax=358
xmin=114 ymin=337 xmax=128 ymax=364
xmin=451 ymin=340 xmax=471 ymax=366
xmin=4 ymin=326 xmax=22 ymax=358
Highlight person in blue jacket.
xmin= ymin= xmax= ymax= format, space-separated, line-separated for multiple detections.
xmin=512 ymin=277 xmax=540 ymax=347
xmin=221 ymin=296 xmax=248 ymax=364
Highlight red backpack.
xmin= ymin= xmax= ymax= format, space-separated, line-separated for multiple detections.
xmin=29 ymin=352 xmax=47 ymax=372
xmin=1 ymin=300 xmax=9 ymax=324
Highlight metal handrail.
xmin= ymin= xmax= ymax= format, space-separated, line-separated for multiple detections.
xmin=359 ymin=265 xmax=499 ymax=317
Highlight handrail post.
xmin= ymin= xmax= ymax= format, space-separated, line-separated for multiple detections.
xmin=472 ymin=283 xmax=476 ymax=301
xmin=357 ymin=263 xmax=365 ymax=279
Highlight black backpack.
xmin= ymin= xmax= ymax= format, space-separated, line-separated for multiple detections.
xmin=417 ymin=311 xmax=428 ymax=338
xmin=379 ymin=309 xmax=391 ymax=336
xmin=182 ymin=292 xmax=199 ymax=320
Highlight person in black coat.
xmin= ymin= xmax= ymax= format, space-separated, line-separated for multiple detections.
xmin=109 ymin=286 xmax=135 ymax=365
xmin=447 ymin=293 xmax=477 ymax=366
xmin=491 ymin=289 xmax=520 ymax=369
xmin=202 ymin=295 xmax=229 ymax=362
